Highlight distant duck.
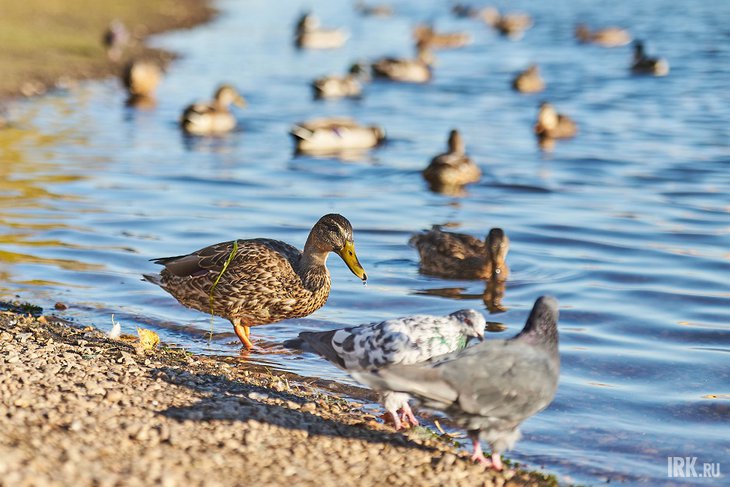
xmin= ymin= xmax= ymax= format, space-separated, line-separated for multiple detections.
xmin=451 ymin=4 xmax=482 ymax=18
xmin=412 ymin=24 xmax=472 ymax=49
xmin=410 ymin=227 xmax=510 ymax=280
xmin=481 ymin=7 xmax=533 ymax=39
xmin=354 ymin=1 xmax=393 ymax=17
xmin=631 ymin=41 xmax=669 ymax=76
xmin=575 ymin=24 xmax=631 ymax=47
xmin=372 ymin=41 xmax=434 ymax=83
xmin=121 ymin=60 xmax=162 ymax=106
xmin=180 ymin=85 xmax=246 ymax=136
xmin=312 ymin=64 xmax=367 ymax=99
xmin=534 ymin=102 xmax=578 ymax=141
xmin=423 ymin=130 xmax=481 ymax=194
xmin=290 ymin=117 xmax=385 ymax=154
xmin=512 ymin=64 xmax=545 ymax=93
xmin=102 ymin=20 xmax=130 ymax=61
xmin=295 ymin=13 xmax=348 ymax=49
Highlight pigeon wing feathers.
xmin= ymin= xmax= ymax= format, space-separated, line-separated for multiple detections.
xmin=439 ymin=340 xmax=559 ymax=419
xmin=363 ymin=366 xmax=459 ymax=409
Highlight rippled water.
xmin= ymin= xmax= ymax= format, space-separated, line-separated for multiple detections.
xmin=1 ymin=0 xmax=729 ymax=484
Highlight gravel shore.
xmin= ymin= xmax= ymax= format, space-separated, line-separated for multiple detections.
xmin=0 ymin=308 xmax=557 ymax=486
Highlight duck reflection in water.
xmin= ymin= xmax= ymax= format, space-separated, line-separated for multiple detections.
xmin=414 ymin=278 xmax=507 ymax=314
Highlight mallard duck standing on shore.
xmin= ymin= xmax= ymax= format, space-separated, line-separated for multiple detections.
xmin=631 ymin=41 xmax=669 ymax=76
xmin=512 ymin=64 xmax=545 ymax=93
xmin=575 ymin=24 xmax=631 ymax=47
xmin=122 ymin=60 xmax=163 ymax=106
xmin=180 ymin=85 xmax=246 ymax=135
xmin=144 ymin=214 xmax=367 ymax=350
xmin=372 ymin=41 xmax=434 ymax=83
xmin=295 ymin=13 xmax=348 ymax=49
xmin=423 ymin=130 xmax=481 ymax=194
xmin=290 ymin=117 xmax=385 ymax=154
xmin=534 ymin=102 xmax=577 ymax=141
xmin=410 ymin=227 xmax=509 ymax=280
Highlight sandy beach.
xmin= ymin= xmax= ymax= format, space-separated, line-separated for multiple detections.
xmin=0 ymin=306 xmax=557 ymax=486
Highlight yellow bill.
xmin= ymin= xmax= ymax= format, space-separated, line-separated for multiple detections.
xmin=234 ymin=95 xmax=247 ymax=108
xmin=337 ymin=241 xmax=367 ymax=281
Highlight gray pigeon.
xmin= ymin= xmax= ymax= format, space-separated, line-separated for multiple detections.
xmin=364 ymin=296 xmax=559 ymax=470
xmin=284 ymin=309 xmax=486 ymax=429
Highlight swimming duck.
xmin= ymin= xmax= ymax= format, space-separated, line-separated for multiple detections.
xmin=481 ymin=7 xmax=533 ymax=39
xmin=312 ymin=64 xmax=367 ymax=99
xmin=423 ymin=130 xmax=481 ymax=194
xmin=534 ymin=102 xmax=578 ymax=140
xmin=412 ymin=24 xmax=472 ymax=49
xmin=290 ymin=117 xmax=385 ymax=154
xmin=631 ymin=41 xmax=669 ymax=76
xmin=295 ymin=13 xmax=348 ymax=49
xmin=410 ymin=227 xmax=509 ymax=280
xmin=180 ymin=85 xmax=246 ymax=135
xmin=354 ymin=1 xmax=393 ymax=17
xmin=575 ymin=24 xmax=631 ymax=47
xmin=372 ymin=41 xmax=434 ymax=83
xmin=121 ymin=60 xmax=163 ymax=106
xmin=451 ymin=4 xmax=482 ymax=18
xmin=512 ymin=64 xmax=545 ymax=93
xmin=144 ymin=214 xmax=367 ymax=350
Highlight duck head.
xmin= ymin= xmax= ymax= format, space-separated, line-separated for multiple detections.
xmin=306 ymin=214 xmax=367 ymax=281
xmin=214 ymin=84 xmax=247 ymax=108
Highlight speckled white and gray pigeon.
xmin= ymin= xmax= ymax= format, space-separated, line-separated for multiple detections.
xmin=365 ymin=296 xmax=559 ymax=470
xmin=285 ymin=309 xmax=486 ymax=429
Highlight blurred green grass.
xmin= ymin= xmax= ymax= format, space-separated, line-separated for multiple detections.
xmin=0 ymin=0 xmax=214 ymax=98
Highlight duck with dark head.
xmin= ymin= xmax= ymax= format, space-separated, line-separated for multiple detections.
xmin=144 ymin=214 xmax=367 ymax=350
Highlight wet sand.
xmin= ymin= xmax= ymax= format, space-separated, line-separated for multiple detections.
xmin=0 ymin=306 xmax=557 ymax=486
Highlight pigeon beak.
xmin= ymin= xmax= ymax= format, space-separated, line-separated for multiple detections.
xmin=477 ymin=334 xmax=485 ymax=342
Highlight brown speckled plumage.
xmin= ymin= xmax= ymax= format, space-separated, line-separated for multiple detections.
xmin=144 ymin=214 xmax=366 ymax=348
xmin=410 ymin=227 xmax=509 ymax=280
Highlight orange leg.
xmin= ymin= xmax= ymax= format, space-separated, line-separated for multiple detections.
xmin=233 ymin=322 xmax=254 ymax=350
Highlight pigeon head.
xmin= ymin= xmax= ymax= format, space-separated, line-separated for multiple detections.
xmin=516 ymin=296 xmax=559 ymax=351
xmin=449 ymin=309 xmax=486 ymax=341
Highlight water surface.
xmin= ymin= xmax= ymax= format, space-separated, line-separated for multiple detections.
xmin=1 ymin=0 xmax=728 ymax=484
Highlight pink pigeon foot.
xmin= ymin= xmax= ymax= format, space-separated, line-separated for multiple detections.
xmin=399 ymin=403 xmax=419 ymax=427
xmin=380 ymin=411 xmax=403 ymax=430
xmin=490 ymin=452 xmax=504 ymax=471
xmin=469 ymin=432 xmax=502 ymax=469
